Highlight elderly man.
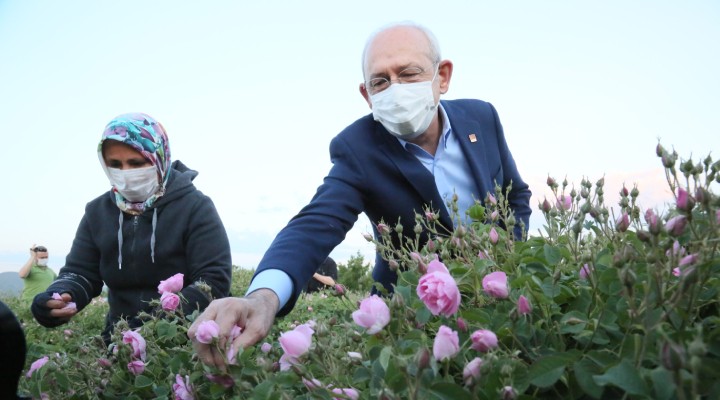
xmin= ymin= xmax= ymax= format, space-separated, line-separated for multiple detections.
xmin=190 ymin=21 xmax=531 ymax=366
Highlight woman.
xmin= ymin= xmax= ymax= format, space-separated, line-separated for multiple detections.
xmin=31 ymin=113 xmax=232 ymax=341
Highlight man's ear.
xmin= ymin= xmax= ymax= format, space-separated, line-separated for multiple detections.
xmin=438 ymin=60 xmax=453 ymax=94
xmin=359 ymin=82 xmax=372 ymax=109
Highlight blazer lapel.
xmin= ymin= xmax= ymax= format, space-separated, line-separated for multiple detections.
xmin=443 ymin=102 xmax=493 ymax=199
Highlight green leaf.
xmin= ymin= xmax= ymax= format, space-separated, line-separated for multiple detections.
xmin=543 ymin=244 xmax=562 ymax=266
xmin=424 ymin=382 xmax=473 ymax=400
xmin=379 ymin=346 xmax=393 ymax=371
xmin=574 ymin=357 xmax=604 ymax=399
xmin=528 ymin=352 xmax=579 ymax=388
xmin=650 ymin=367 xmax=675 ymax=400
xmin=593 ymin=359 xmax=649 ymax=396
xmin=559 ymin=310 xmax=588 ymax=334
xmin=134 ymin=375 xmax=153 ymax=388
xmin=251 ymin=381 xmax=275 ymax=399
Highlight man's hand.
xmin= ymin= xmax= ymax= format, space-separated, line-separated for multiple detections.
xmin=188 ymin=289 xmax=279 ymax=369
xmin=31 ymin=292 xmax=77 ymax=327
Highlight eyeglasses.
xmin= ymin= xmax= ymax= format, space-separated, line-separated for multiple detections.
xmin=33 ymin=246 xmax=47 ymax=252
xmin=365 ymin=64 xmax=437 ymax=95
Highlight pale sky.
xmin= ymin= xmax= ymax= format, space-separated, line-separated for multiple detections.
xmin=1 ymin=1 xmax=718 ymax=274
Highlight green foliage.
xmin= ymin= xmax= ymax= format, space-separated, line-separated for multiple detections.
xmin=5 ymin=144 xmax=720 ymax=399
xmin=337 ymin=252 xmax=374 ymax=293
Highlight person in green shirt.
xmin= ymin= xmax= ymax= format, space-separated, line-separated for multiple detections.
xmin=19 ymin=245 xmax=57 ymax=303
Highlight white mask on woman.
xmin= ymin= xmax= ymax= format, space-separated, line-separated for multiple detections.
xmin=370 ymin=74 xmax=438 ymax=140
xmin=106 ymin=166 xmax=160 ymax=202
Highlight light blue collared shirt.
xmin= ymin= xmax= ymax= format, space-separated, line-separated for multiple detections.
xmin=248 ymin=104 xmax=477 ymax=309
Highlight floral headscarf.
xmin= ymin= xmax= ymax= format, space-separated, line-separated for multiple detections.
xmin=98 ymin=112 xmax=172 ymax=215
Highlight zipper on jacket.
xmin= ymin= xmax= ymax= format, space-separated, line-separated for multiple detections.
xmin=129 ymin=215 xmax=139 ymax=267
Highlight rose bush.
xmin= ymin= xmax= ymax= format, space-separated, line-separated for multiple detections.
xmin=6 ymin=144 xmax=720 ymax=399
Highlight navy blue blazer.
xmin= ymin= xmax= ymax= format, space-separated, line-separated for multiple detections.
xmin=256 ymin=99 xmax=532 ymax=316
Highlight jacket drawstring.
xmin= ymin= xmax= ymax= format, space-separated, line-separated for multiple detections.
xmin=150 ymin=208 xmax=157 ymax=263
xmin=117 ymin=212 xmax=124 ymax=270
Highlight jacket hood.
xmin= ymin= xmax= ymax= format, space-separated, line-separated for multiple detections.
xmin=153 ymin=160 xmax=198 ymax=207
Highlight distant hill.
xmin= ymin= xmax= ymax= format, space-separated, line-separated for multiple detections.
xmin=0 ymin=271 xmax=23 ymax=297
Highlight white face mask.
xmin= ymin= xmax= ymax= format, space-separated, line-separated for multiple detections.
xmin=106 ymin=166 xmax=160 ymax=202
xmin=370 ymin=74 xmax=438 ymax=140
xmin=36 ymin=258 xmax=49 ymax=267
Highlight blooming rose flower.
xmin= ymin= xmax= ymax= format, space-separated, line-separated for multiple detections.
xmin=26 ymin=356 xmax=49 ymax=378
xmin=127 ymin=360 xmax=145 ymax=376
xmin=352 ymin=295 xmax=391 ymax=334
xmin=672 ymin=267 xmax=681 ymax=277
xmin=433 ymin=325 xmax=460 ymax=361
xmin=122 ymin=330 xmax=146 ymax=361
xmin=579 ymin=264 xmax=593 ymax=280
xmin=194 ymin=320 xmax=220 ymax=344
xmin=482 ymin=271 xmax=509 ymax=299
xmin=157 ymin=273 xmax=184 ymax=294
xmin=172 ymin=374 xmax=194 ymax=400
xmin=161 ymin=292 xmax=181 ymax=311
xmin=556 ymin=194 xmax=572 ymax=211
xmin=260 ymin=342 xmax=272 ymax=354
xmin=279 ymin=323 xmax=315 ymax=358
xmin=517 ymin=295 xmax=531 ymax=315
xmin=489 ymin=227 xmax=499 ymax=245
xmin=463 ymin=357 xmax=484 ymax=386
xmin=205 ymin=373 xmax=234 ymax=388
xmin=331 ymin=387 xmax=360 ymax=400
xmin=471 ymin=329 xmax=499 ymax=352
xmin=416 ymin=260 xmax=461 ymax=316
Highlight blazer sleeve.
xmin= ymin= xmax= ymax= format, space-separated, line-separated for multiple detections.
xmin=254 ymin=134 xmax=367 ymax=316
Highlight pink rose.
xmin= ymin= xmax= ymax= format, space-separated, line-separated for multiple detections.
xmin=63 ymin=329 xmax=73 ymax=336
xmin=579 ymin=264 xmax=593 ymax=280
xmin=127 ymin=360 xmax=145 ymax=375
xmin=194 ymin=320 xmax=220 ymax=344
xmin=665 ymin=215 xmax=687 ymax=236
xmin=489 ymin=227 xmax=499 ymax=245
xmin=302 ymin=377 xmax=324 ymax=390
xmin=433 ymin=325 xmax=460 ymax=361
xmin=352 ymin=295 xmax=391 ymax=334
xmin=331 ymin=387 xmax=360 ymax=400
xmin=279 ymin=323 xmax=315 ymax=359
xmin=517 ymin=295 xmax=531 ymax=315
xmin=463 ymin=357 xmax=484 ymax=386
xmin=456 ymin=317 xmax=468 ymax=332
xmin=556 ymin=194 xmax=572 ymax=211
xmin=205 ymin=373 xmax=234 ymax=388
xmin=679 ymin=253 xmax=699 ymax=267
xmin=260 ymin=342 xmax=272 ymax=353
xmin=416 ymin=260 xmax=461 ymax=316
xmin=122 ymin=330 xmax=147 ymax=361
xmin=666 ymin=241 xmax=686 ymax=258
xmin=482 ymin=271 xmax=509 ymax=299
xmin=157 ymin=273 xmax=184 ymax=294
xmin=477 ymin=249 xmax=491 ymax=260
xmin=645 ymin=209 xmax=661 ymax=234
xmin=97 ymin=358 xmax=112 ymax=368
xmin=26 ymin=356 xmax=49 ymax=378
xmin=226 ymin=344 xmax=238 ymax=365
xmin=230 ymin=324 xmax=243 ymax=340
xmin=676 ymin=187 xmax=694 ymax=211
xmin=502 ymin=386 xmax=518 ymax=400
xmin=615 ymin=212 xmax=630 ymax=233
xmin=672 ymin=267 xmax=681 ymax=277
xmin=172 ymin=374 xmax=194 ymax=400
xmin=161 ymin=292 xmax=181 ymax=311
xmin=471 ymin=329 xmax=498 ymax=352
xmin=51 ymin=293 xmax=62 ymax=301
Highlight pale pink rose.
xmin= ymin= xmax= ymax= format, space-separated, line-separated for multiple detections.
xmin=666 ymin=241 xmax=686 ymax=258
xmin=487 ymin=194 xmax=497 ymax=205
xmin=665 ymin=215 xmax=687 ymax=236
xmin=157 ymin=273 xmax=184 ymax=294
xmin=463 ymin=357 xmax=484 ymax=386
xmin=51 ymin=293 xmax=62 ymax=301
xmin=26 ymin=356 xmax=49 ymax=378
xmin=672 ymin=267 xmax=681 ymax=277
xmin=579 ymin=264 xmax=592 ymax=280
xmin=230 ymin=325 xmax=243 ymax=340
xmin=279 ymin=323 xmax=314 ymax=358
xmin=122 ymin=330 xmax=147 ymax=361
xmin=331 ymin=387 xmax=360 ymax=400
xmin=63 ymin=329 xmax=73 ymax=336
xmin=679 ymin=253 xmax=699 ymax=267
xmin=279 ymin=353 xmax=294 ymax=371
xmin=205 ymin=373 xmax=234 ymax=388
xmin=302 ymin=377 xmax=324 ymax=390
xmin=456 ymin=317 xmax=468 ymax=332
xmin=556 ymin=194 xmax=572 ymax=211
xmin=226 ymin=344 xmax=237 ymax=365
xmin=517 ymin=295 xmax=531 ymax=315
xmin=471 ymin=329 xmax=498 ymax=352
xmin=127 ymin=360 xmax=145 ymax=375
xmin=172 ymin=374 xmax=194 ymax=400
xmin=260 ymin=342 xmax=272 ymax=353
xmin=161 ymin=292 xmax=180 ymax=311
xmin=97 ymin=358 xmax=112 ymax=368
xmin=477 ymin=249 xmax=491 ymax=259
xmin=416 ymin=260 xmax=461 ymax=316
xmin=194 ymin=320 xmax=220 ymax=344
xmin=489 ymin=227 xmax=499 ymax=245
xmin=433 ymin=325 xmax=460 ymax=361
xmin=352 ymin=295 xmax=391 ymax=334
xmin=62 ymin=302 xmax=77 ymax=311
xmin=482 ymin=271 xmax=509 ymax=299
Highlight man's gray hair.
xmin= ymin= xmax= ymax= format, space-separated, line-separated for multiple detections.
xmin=361 ymin=21 xmax=442 ymax=80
